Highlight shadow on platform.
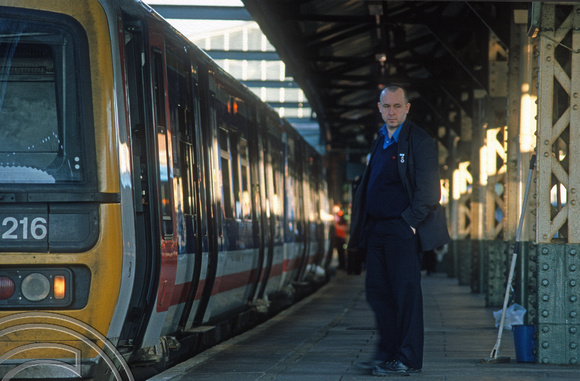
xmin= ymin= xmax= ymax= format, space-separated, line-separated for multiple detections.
xmin=150 ymin=271 xmax=579 ymax=380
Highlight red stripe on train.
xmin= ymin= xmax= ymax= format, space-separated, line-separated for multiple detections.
xmin=170 ymin=257 xmax=304 ymax=308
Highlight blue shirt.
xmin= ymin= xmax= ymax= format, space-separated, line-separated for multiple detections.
xmin=366 ymin=126 xmax=410 ymax=220
xmin=380 ymin=123 xmax=402 ymax=149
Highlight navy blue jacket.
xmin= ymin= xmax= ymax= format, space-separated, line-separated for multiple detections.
xmin=347 ymin=120 xmax=450 ymax=252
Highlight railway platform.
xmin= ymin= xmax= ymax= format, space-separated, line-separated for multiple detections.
xmin=149 ymin=270 xmax=579 ymax=381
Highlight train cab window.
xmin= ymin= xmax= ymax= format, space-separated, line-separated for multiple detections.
xmin=152 ymin=50 xmax=173 ymax=237
xmin=0 ymin=14 xmax=94 ymax=186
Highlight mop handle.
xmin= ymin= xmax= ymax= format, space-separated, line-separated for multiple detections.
xmin=513 ymin=155 xmax=536 ymax=255
xmin=495 ymin=154 xmax=536 ymax=347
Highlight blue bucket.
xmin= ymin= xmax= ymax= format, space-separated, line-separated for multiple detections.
xmin=512 ymin=324 xmax=535 ymax=363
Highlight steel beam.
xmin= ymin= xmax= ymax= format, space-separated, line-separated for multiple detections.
xmin=151 ymin=5 xmax=252 ymax=21
xmin=534 ymin=3 xmax=580 ymax=366
xmin=536 ymin=3 xmax=580 ymax=243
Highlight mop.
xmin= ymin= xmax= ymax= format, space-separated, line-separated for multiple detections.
xmin=481 ymin=154 xmax=536 ymax=364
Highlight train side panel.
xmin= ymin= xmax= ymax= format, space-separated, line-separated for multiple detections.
xmin=0 ymin=0 xmax=127 ymax=377
xmin=0 ymin=0 xmax=330 ymax=378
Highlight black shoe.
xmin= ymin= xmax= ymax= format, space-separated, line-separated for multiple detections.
xmin=353 ymin=360 xmax=384 ymax=370
xmin=373 ymin=360 xmax=421 ymax=376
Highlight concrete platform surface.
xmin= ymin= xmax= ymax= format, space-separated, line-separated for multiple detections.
xmin=149 ymin=271 xmax=580 ymax=380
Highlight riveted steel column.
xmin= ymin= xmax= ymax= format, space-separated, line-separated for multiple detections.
xmin=468 ymin=91 xmax=489 ymax=290
xmin=484 ymin=123 xmax=507 ymax=304
xmin=476 ymin=31 xmax=509 ymax=296
xmin=535 ymin=3 xmax=580 ymax=365
xmin=516 ymin=15 xmax=539 ymax=325
xmin=453 ymin=158 xmax=473 ymax=285
xmin=492 ymin=11 xmax=539 ymax=314
xmin=537 ymin=244 xmax=580 ymax=364
xmin=447 ymin=131 xmax=460 ymax=278
xmin=450 ymin=109 xmax=474 ymax=281
xmin=536 ymin=3 xmax=580 ymax=243
xmin=495 ymin=16 xmax=524 ymax=308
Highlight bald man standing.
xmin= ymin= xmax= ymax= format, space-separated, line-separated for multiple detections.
xmin=348 ymin=84 xmax=450 ymax=376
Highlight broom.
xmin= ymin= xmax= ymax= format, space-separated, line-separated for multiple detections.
xmin=481 ymin=154 xmax=536 ymax=364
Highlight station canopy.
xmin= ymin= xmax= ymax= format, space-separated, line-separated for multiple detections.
xmin=241 ymin=1 xmax=526 ymax=158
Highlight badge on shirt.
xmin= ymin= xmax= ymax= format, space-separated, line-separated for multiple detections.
xmin=399 ymin=153 xmax=405 ymax=163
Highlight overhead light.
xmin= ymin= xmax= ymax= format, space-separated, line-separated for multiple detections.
xmin=375 ymin=53 xmax=387 ymax=62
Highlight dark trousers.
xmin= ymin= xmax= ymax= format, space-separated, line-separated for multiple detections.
xmin=365 ymin=218 xmax=424 ymax=369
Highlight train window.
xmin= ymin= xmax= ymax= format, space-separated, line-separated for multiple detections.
xmin=152 ymin=50 xmax=166 ymax=132
xmin=0 ymin=15 xmax=93 ymax=185
xmin=219 ymin=128 xmax=234 ymax=219
xmin=240 ymin=138 xmax=251 ymax=220
xmin=287 ymin=137 xmax=295 ymax=162
xmin=152 ymin=50 xmax=173 ymax=236
xmin=166 ymin=49 xmax=197 ymax=253
xmin=271 ymin=150 xmax=282 ymax=215
xmin=230 ymin=132 xmax=242 ymax=220
xmin=166 ymin=50 xmax=193 ymax=143
xmin=271 ymin=148 xmax=284 ymax=241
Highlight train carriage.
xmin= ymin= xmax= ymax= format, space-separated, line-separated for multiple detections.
xmin=0 ymin=0 xmax=329 ymax=379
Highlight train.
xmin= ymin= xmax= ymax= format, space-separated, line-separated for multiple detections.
xmin=0 ymin=0 xmax=331 ymax=379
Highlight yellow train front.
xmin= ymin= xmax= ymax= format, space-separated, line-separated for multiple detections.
xmin=0 ymin=0 xmax=330 ymax=379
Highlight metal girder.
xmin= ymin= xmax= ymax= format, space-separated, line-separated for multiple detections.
xmin=484 ymin=125 xmax=507 ymax=240
xmin=506 ymin=15 xmax=537 ymax=244
xmin=151 ymin=5 xmax=252 ymax=21
xmin=239 ymin=0 xmax=525 ymax=167
xmin=304 ymin=23 xmax=373 ymax=51
xmin=536 ymin=3 xmax=580 ymax=243
xmin=207 ymin=51 xmax=280 ymax=61
xmin=464 ymin=2 xmax=511 ymax=49
xmin=534 ymin=5 xmax=580 ymax=366
xmin=241 ymin=80 xmax=301 ymax=89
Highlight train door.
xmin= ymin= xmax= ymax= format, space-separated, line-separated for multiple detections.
xmin=119 ymin=17 xmax=159 ymax=348
xmin=163 ymin=45 xmax=205 ymax=331
xmin=266 ymin=133 xmax=291 ymax=292
xmin=121 ymin=17 xmax=183 ymax=348
xmin=310 ymin=155 xmax=325 ymax=267
xmin=285 ymin=135 xmax=304 ymax=282
xmin=198 ymin=87 xmax=261 ymax=319
xmin=293 ymin=139 xmax=309 ymax=282
xmin=255 ymin=114 xmax=275 ymax=299
xmin=307 ymin=153 xmax=322 ymax=267
xmin=149 ymin=44 xmax=178 ymax=316
xmin=245 ymin=110 xmax=266 ymax=303
xmin=191 ymin=74 xmax=221 ymax=326
xmin=269 ymin=136 xmax=286 ymax=289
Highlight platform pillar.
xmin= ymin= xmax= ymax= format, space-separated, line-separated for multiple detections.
xmin=535 ymin=2 xmax=580 ymax=365
xmin=469 ymin=93 xmax=486 ymax=291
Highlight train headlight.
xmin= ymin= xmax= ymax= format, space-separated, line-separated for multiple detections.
xmin=0 ymin=267 xmax=78 ymax=308
xmin=21 ymin=273 xmax=51 ymax=301
xmin=0 ymin=276 xmax=15 ymax=300
xmin=54 ymin=275 xmax=66 ymax=300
